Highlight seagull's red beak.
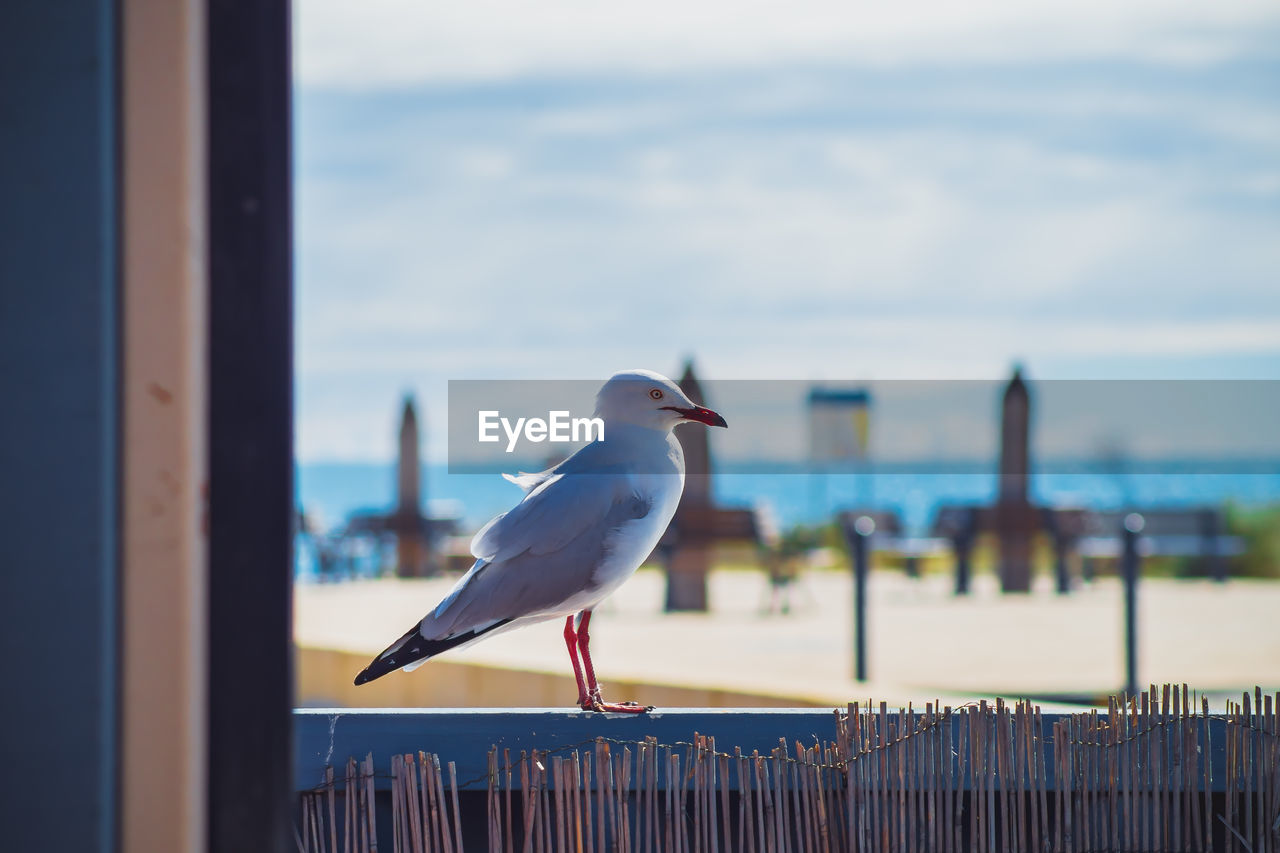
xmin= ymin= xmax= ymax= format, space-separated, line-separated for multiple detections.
xmin=662 ymin=405 xmax=728 ymax=428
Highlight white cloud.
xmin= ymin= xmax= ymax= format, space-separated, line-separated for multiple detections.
xmin=291 ymin=12 xmax=1280 ymax=460
xmin=294 ymin=314 xmax=1280 ymax=461
xmin=294 ymin=0 xmax=1278 ymax=87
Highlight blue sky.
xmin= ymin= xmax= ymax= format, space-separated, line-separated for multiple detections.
xmin=293 ymin=0 xmax=1280 ymax=461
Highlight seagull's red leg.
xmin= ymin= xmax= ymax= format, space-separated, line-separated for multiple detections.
xmin=563 ymin=615 xmax=591 ymax=709
xmin=576 ymin=610 xmax=652 ymax=714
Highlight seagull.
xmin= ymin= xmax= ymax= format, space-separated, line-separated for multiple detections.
xmin=353 ymin=369 xmax=727 ymax=712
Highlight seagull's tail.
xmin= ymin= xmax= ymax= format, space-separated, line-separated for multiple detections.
xmin=353 ymin=618 xmax=514 ymax=686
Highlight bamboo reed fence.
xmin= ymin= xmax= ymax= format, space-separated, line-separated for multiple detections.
xmin=295 ymin=685 xmax=1278 ymax=852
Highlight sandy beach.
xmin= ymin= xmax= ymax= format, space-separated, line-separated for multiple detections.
xmin=295 ymin=567 xmax=1280 ymax=709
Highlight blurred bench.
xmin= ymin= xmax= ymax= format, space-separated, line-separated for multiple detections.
xmin=1076 ymin=508 xmax=1242 ymax=581
xmin=929 ymin=504 xmax=1241 ymax=591
xmin=836 ymin=510 xmax=950 ymax=579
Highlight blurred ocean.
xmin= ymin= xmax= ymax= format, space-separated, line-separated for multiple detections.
xmin=297 ymin=461 xmax=1280 ymax=537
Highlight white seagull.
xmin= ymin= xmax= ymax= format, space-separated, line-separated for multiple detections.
xmin=354 ymin=369 xmax=727 ymax=712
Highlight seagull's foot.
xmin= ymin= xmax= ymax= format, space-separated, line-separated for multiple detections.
xmin=592 ymin=699 xmax=653 ymax=714
xmin=580 ymin=689 xmax=653 ymax=714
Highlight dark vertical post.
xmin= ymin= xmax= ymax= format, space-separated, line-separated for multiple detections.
xmin=1202 ymin=509 xmax=1227 ymax=583
xmin=1121 ymin=513 xmax=1143 ymax=699
xmin=953 ymin=539 xmax=970 ymax=594
xmin=0 ymin=4 xmax=121 ymax=850
xmin=1047 ymin=510 xmax=1072 ymax=595
xmin=1054 ymin=547 xmax=1071 ymax=594
xmin=953 ymin=509 xmax=975 ymax=596
xmin=850 ymin=516 xmax=874 ymax=682
xmin=207 ymin=1 xmax=293 ymax=851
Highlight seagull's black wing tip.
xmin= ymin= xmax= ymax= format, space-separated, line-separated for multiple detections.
xmin=352 ymin=617 xmax=516 ymax=687
xmin=353 ymin=646 xmax=412 ymax=686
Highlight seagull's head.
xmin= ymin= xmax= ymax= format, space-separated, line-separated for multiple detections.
xmin=594 ymin=369 xmax=728 ymax=432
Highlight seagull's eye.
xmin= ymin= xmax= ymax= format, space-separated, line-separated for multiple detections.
xmin=649 ymin=389 xmax=664 ymax=400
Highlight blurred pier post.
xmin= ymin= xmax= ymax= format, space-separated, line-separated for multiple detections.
xmin=1043 ymin=507 xmax=1086 ymax=594
xmin=933 ymin=507 xmax=977 ymax=595
xmin=343 ymin=396 xmax=456 ymax=577
xmin=933 ymin=369 xmax=1088 ymax=595
xmin=393 ymin=397 xmax=427 ymax=576
xmin=666 ymin=364 xmax=714 ymax=610
xmin=663 ymin=361 xmax=763 ymax=611
xmin=846 ymin=515 xmax=874 ymax=681
xmin=1201 ymin=508 xmax=1228 ymax=582
xmin=995 ymin=367 xmax=1036 ymax=592
xmin=1122 ymin=512 xmax=1143 ymax=697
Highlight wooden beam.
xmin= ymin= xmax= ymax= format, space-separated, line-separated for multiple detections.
xmin=121 ymin=0 xmax=208 ymax=850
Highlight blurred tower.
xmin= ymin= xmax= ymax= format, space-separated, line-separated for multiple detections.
xmin=397 ymin=397 xmax=421 ymax=515
xmin=394 ymin=396 xmax=428 ymax=577
xmin=658 ymin=361 xmax=776 ymax=609
xmin=999 ymin=367 xmax=1030 ymax=505
xmin=342 ymin=395 xmax=456 ymax=576
xmin=677 ymin=363 xmax=713 ymax=505
xmin=995 ymin=366 xmax=1037 ymax=592
xmin=666 ymin=361 xmax=713 ymax=611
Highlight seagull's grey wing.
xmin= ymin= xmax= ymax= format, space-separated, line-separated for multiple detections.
xmin=357 ymin=466 xmax=651 ymax=685
xmin=472 ymin=463 xmax=628 ymax=562
xmin=429 ymin=471 xmax=650 ymax=637
xmin=497 ymin=436 xmax=607 ymax=495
